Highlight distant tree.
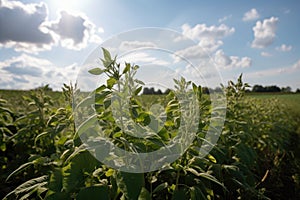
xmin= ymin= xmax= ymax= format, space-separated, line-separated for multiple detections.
xmin=34 ymin=84 xmax=53 ymax=92
xmin=143 ymin=87 xmax=163 ymax=95
xmin=265 ymin=85 xmax=281 ymax=92
xmin=281 ymin=86 xmax=291 ymax=93
xmin=214 ymin=87 xmax=223 ymax=93
xmin=156 ymin=89 xmax=162 ymax=95
xmin=164 ymin=89 xmax=171 ymax=95
xmin=202 ymin=87 xmax=210 ymax=94
xmin=296 ymin=88 xmax=300 ymax=93
xmin=143 ymin=87 xmax=153 ymax=95
xmin=252 ymin=85 xmax=281 ymax=93
xmin=252 ymin=85 xmax=264 ymax=92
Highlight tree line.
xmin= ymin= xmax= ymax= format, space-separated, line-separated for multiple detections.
xmin=142 ymin=85 xmax=300 ymax=95
xmin=249 ymin=85 xmax=300 ymax=93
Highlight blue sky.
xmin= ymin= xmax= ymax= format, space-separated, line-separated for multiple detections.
xmin=0 ymin=0 xmax=299 ymax=90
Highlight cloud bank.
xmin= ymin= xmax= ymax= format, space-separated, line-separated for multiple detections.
xmin=0 ymin=0 xmax=103 ymax=53
xmin=175 ymin=23 xmax=251 ymax=69
xmin=0 ymin=53 xmax=78 ymax=90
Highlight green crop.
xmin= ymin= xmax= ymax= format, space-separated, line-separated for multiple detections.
xmin=0 ymin=49 xmax=299 ymax=199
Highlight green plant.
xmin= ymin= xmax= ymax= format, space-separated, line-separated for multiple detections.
xmin=1 ymin=49 xmax=299 ymax=199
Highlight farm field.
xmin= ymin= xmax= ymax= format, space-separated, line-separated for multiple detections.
xmin=1 ymin=85 xmax=300 ymax=199
xmin=1 ymin=0 xmax=300 ymax=199
xmin=0 ymin=58 xmax=300 ymax=200
xmin=247 ymin=93 xmax=300 ymax=116
xmin=1 ymin=90 xmax=300 ymax=115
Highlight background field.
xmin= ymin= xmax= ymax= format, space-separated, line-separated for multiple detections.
xmin=248 ymin=93 xmax=300 ymax=116
xmin=2 ymin=90 xmax=299 ymax=118
xmin=1 ymin=86 xmax=299 ymax=199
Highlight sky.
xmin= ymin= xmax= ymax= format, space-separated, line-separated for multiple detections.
xmin=0 ymin=0 xmax=299 ymax=91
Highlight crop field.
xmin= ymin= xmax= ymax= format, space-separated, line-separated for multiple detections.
xmin=0 ymin=51 xmax=299 ymax=200
xmin=248 ymin=93 xmax=300 ymax=116
xmin=2 ymin=91 xmax=299 ymax=116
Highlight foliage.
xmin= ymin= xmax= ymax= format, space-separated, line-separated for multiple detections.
xmin=251 ymin=84 xmax=293 ymax=93
xmin=0 ymin=49 xmax=299 ymax=199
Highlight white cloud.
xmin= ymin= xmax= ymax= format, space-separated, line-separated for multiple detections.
xmin=261 ymin=51 xmax=272 ymax=57
xmin=180 ymin=23 xmax=235 ymax=41
xmin=0 ymin=0 xmax=103 ymax=52
xmin=0 ymin=54 xmax=79 ymax=90
xmin=174 ymin=24 xmax=251 ymax=69
xmin=276 ymin=44 xmax=292 ymax=52
xmin=88 ymin=26 xmax=104 ymax=44
xmin=251 ymin=17 xmax=279 ymax=49
xmin=214 ymin=50 xmax=252 ymax=68
xmin=118 ymin=52 xmax=169 ymax=66
xmin=199 ymin=38 xmax=224 ymax=52
xmin=119 ymin=41 xmax=157 ymax=51
xmin=173 ymin=45 xmax=209 ymax=63
xmin=246 ymin=59 xmax=300 ymax=79
xmin=89 ymin=34 xmax=103 ymax=45
xmin=293 ymin=60 xmax=300 ymax=69
xmin=243 ymin=8 xmax=260 ymax=21
xmin=173 ymin=39 xmax=223 ymax=63
xmin=218 ymin=15 xmax=232 ymax=23
xmin=43 ymin=10 xmax=102 ymax=50
xmin=0 ymin=0 xmax=54 ymax=53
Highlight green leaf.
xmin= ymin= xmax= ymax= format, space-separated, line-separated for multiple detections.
xmin=0 ymin=143 xmax=6 ymax=151
xmin=135 ymin=79 xmax=145 ymax=85
xmin=107 ymin=77 xmax=117 ymax=89
xmin=135 ymin=86 xmax=143 ymax=95
xmin=222 ymin=164 xmax=239 ymax=171
xmin=75 ymin=95 xmax=94 ymax=110
xmin=102 ymin=47 xmax=112 ymax=62
xmin=173 ymin=78 xmax=180 ymax=85
xmin=88 ymin=68 xmax=105 ymax=75
xmin=63 ymin=151 xmax=100 ymax=193
xmin=186 ymin=167 xmax=201 ymax=177
xmin=47 ymin=168 xmax=63 ymax=193
xmin=153 ymin=182 xmax=168 ymax=193
xmin=65 ymin=144 xmax=87 ymax=164
xmin=172 ymin=188 xmax=188 ymax=200
xmin=113 ymin=131 xmax=122 ymax=138
xmin=95 ymin=91 xmax=111 ymax=104
xmin=3 ymin=175 xmax=48 ymax=199
xmin=123 ymin=63 xmax=131 ymax=74
xmin=199 ymin=172 xmax=225 ymax=189
xmin=138 ymin=187 xmax=151 ymax=200
xmin=6 ymin=161 xmax=34 ymax=181
xmin=45 ymin=192 xmax=70 ymax=200
xmin=192 ymin=83 xmax=198 ymax=92
xmin=164 ymin=120 xmax=174 ymax=127
xmin=34 ymin=132 xmax=48 ymax=146
xmin=116 ymin=172 xmax=145 ymax=200
xmin=207 ymin=154 xmax=217 ymax=163
xmin=190 ymin=186 xmax=207 ymax=200
xmin=73 ymin=114 xmax=98 ymax=140
xmin=105 ymin=168 xmax=115 ymax=177
xmin=77 ymin=186 xmax=109 ymax=200
xmin=96 ymin=85 xmax=107 ymax=93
